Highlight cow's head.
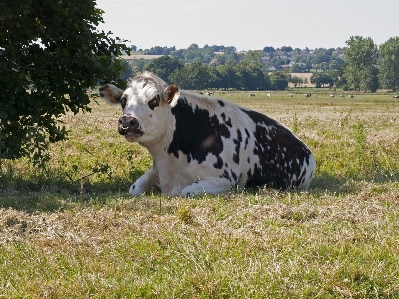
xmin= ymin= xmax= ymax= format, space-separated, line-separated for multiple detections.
xmin=99 ymin=72 xmax=180 ymax=143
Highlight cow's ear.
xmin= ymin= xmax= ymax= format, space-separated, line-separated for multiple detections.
xmin=99 ymin=84 xmax=124 ymax=105
xmin=164 ymin=85 xmax=180 ymax=108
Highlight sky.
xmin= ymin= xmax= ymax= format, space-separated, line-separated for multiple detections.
xmin=96 ymin=0 xmax=399 ymax=51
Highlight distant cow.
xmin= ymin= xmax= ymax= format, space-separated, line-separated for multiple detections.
xmin=289 ymin=94 xmax=293 ymax=97
xmin=249 ymin=93 xmax=255 ymax=97
xmin=330 ymin=94 xmax=335 ymax=98
xmin=100 ymin=72 xmax=316 ymax=196
xmin=266 ymin=93 xmax=271 ymax=97
xmin=349 ymin=94 xmax=354 ymax=98
xmin=393 ymin=95 xmax=399 ymax=99
xmin=339 ymin=94 xmax=345 ymax=98
xmin=304 ymin=93 xmax=311 ymax=98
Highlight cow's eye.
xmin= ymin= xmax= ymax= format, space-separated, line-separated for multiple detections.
xmin=120 ymin=97 xmax=127 ymax=109
xmin=148 ymin=95 xmax=160 ymax=110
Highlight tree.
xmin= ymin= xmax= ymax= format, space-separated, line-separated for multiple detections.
xmin=0 ymin=0 xmax=130 ymax=163
xmin=169 ymin=62 xmax=217 ymax=90
xmin=235 ymin=61 xmax=269 ymax=90
xmin=289 ymin=76 xmax=303 ymax=88
xmin=310 ymin=72 xmax=334 ymax=88
xmin=280 ymin=46 xmax=293 ymax=52
xmin=270 ymin=72 xmax=288 ymax=90
xmin=342 ymin=36 xmax=379 ymax=92
xmin=119 ymin=59 xmax=134 ymax=81
xmin=378 ymin=37 xmax=399 ymax=91
xmin=144 ymin=56 xmax=183 ymax=82
xmin=263 ymin=46 xmax=275 ymax=53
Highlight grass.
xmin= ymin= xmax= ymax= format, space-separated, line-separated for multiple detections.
xmin=1 ymin=90 xmax=399 ymax=298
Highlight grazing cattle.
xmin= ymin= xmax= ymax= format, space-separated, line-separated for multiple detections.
xmin=349 ymin=94 xmax=354 ymax=98
xmin=339 ymin=94 xmax=345 ymax=98
xmin=249 ymin=93 xmax=255 ymax=97
xmin=393 ymin=95 xmax=399 ymax=99
xmin=206 ymin=91 xmax=214 ymax=96
xmin=330 ymin=94 xmax=335 ymax=98
xmin=198 ymin=92 xmax=203 ymax=95
xmin=304 ymin=93 xmax=311 ymax=98
xmin=289 ymin=94 xmax=293 ymax=97
xmin=99 ymin=72 xmax=316 ymax=196
xmin=266 ymin=93 xmax=271 ymax=97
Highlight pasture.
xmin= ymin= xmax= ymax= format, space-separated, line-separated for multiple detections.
xmin=1 ymin=90 xmax=399 ymax=298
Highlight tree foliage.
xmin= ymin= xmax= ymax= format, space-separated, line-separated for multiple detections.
xmin=342 ymin=36 xmax=378 ymax=92
xmin=0 ymin=0 xmax=130 ymax=163
xmin=144 ymin=56 xmax=183 ymax=83
xmin=270 ymin=72 xmax=288 ymax=90
xmin=310 ymin=72 xmax=334 ymax=88
xmin=378 ymin=37 xmax=399 ymax=91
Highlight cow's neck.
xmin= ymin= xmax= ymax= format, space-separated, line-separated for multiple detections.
xmin=139 ymin=110 xmax=176 ymax=156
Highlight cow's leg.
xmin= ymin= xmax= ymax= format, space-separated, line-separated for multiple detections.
xmin=179 ymin=177 xmax=233 ymax=196
xmin=129 ymin=168 xmax=160 ymax=196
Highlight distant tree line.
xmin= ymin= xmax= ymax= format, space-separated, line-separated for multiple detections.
xmin=125 ymin=36 xmax=399 ymax=92
xmin=125 ymin=55 xmax=289 ymax=91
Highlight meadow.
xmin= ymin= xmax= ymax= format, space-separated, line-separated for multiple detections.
xmin=1 ymin=89 xmax=399 ymax=298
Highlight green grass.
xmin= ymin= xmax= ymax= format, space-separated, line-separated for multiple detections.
xmin=1 ymin=90 xmax=399 ymax=298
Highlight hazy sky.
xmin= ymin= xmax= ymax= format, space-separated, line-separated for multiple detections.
xmin=96 ymin=0 xmax=399 ymax=51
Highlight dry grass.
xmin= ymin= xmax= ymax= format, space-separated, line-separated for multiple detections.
xmin=1 ymin=91 xmax=399 ymax=298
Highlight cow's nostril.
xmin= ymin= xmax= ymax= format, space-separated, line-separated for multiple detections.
xmin=130 ymin=119 xmax=136 ymax=126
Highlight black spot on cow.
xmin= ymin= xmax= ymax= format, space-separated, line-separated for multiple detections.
xmin=220 ymin=169 xmax=232 ymax=182
xmin=221 ymin=113 xmax=232 ymax=128
xmin=241 ymin=108 xmax=312 ymax=190
xmin=230 ymin=170 xmax=238 ymax=184
xmin=168 ymin=97 xmax=231 ymax=164
xmin=213 ymin=156 xmax=224 ymax=169
xmin=218 ymin=100 xmax=225 ymax=107
xmin=244 ymin=128 xmax=250 ymax=150
xmin=232 ymin=129 xmax=242 ymax=164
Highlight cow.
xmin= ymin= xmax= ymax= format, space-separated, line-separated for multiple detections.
xmin=339 ymin=94 xmax=345 ymax=98
xmin=393 ymin=95 xmax=399 ymax=99
xmin=330 ymin=94 xmax=335 ymax=98
xmin=289 ymin=94 xmax=293 ymax=97
xmin=249 ymin=93 xmax=255 ymax=97
xmin=266 ymin=93 xmax=271 ymax=97
xmin=304 ymin=93 xmax=311 ymax=98
xmin=99 ymin=72 xmax=316 ymax=196
xmin=349 ymin=94 xmax=354 ymax=99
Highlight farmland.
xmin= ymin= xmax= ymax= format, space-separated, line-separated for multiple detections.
xmin=1 ymin=90 xmax=399 ymax=298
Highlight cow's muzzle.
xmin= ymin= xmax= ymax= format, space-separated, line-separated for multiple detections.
xmin=118 ymin=116 xmax=143 ymax=138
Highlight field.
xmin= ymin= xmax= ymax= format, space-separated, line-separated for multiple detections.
xmin=1 ymin=90 xmax=399 ymax=298
xmin=289 ymin=73 xmax=316 ymax=87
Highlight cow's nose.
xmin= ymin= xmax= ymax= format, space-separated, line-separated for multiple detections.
xmin=118 ymin=115 xmax=138 ymax=129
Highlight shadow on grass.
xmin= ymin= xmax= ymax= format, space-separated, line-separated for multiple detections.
xmin=309 ymin=171 xmax=399 ymax=195
xmin=0 ymin=170 xmax=138 ymax=213
xmin=1 ymin=170 xmax=398 ymax=213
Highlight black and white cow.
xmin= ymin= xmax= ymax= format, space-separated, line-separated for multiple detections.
xmin=100 ymin=72 xmax=316 ymax=196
